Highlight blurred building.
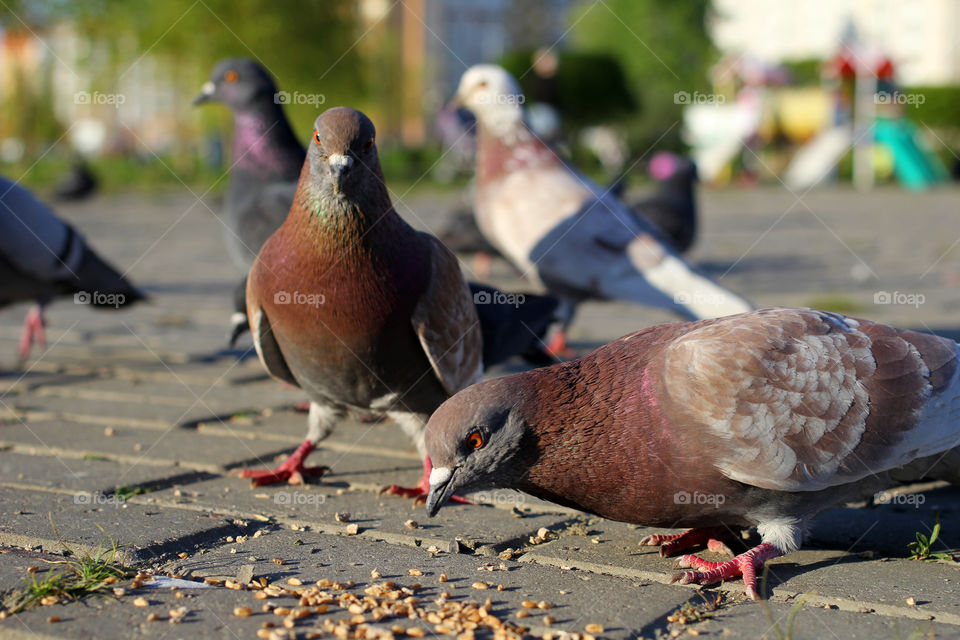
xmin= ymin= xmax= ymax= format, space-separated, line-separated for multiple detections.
xmin=711 ymin=0 xmax=960 ymax=86
xmin=361 ymin=0 xmax=577 ymax=144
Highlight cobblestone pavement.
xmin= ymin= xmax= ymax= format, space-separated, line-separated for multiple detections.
xmin=1 ymin=186 xmax=959 ymax=639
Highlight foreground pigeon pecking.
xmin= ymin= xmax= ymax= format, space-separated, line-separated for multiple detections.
xmin=453 ymin=65 xmax=751 ymax=356
xmin=194 ymin=58 xmax=305 ymax=346
xmin=424 ymin=307 xmax=960 ymax=599
xmin=0 ymin=176 xmax=146 ymax=362
xmin=241 ymin=106 xmax=484 ymax=495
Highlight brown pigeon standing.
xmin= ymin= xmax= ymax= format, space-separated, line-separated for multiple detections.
xmin=423 ymin=307 xmax=960 ymax=599
xmin=241 ymin=106 xmax=483 ymax=496
xmin=453 ymin=65 xmax=751 ymax=356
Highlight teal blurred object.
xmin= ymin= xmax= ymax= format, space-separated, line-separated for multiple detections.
xmin=874 ymin=116 xmax=949 ymax=191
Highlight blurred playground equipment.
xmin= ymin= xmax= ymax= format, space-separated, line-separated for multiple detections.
xmin=682 ymin=25 xmax=950 ymax=191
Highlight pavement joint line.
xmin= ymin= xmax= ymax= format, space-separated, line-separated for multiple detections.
xmin=21 ymin=411 xmax=170 ymax=430
xmin=33 ymin=387 xmax=189 ymax=407
xmin=16 ymin=360 xmax=242 ymax=387
xmin=517 ymin=553 xmax=960 ymax=626
xmin=0 ymin=442 xmax=219 ymax=472
xmin=129 ymin=493 xmax=584 ymax=557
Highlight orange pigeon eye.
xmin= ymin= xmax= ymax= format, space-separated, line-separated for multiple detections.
xmin=314 ymin=130 xmax=322 ymax=145
xmin=363 ymin=138 xmax=374 ymax=152
xmin=466 ymin=431 xmax=484 ymax=450
xmin=224 ymin=70 xmax=238 ymax=83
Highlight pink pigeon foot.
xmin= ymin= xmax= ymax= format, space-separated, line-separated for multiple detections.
xmin=380 ymin=456 xmax=472 ymax=505
xmin=544 ymin=331 xmax=575 ymax=360
xmin=472 ymin=252 xmax=493 ymax=280
xmin=639 ymin=526 xmax=736 ymax=557
xmin=231 ymin=440 xmax=328 ymax=486
xmin=18 ymin=305 xmax=46 ymax=363
xmin=669 ymin=541 xmax=783 ymax=600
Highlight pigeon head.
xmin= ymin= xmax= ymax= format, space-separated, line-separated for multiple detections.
xmin=305 ymin=107 xmax=381 ymax=201
xmin=194 ymin=58 xmax=278 ymax=110
xmin=424 ymin=376 xmax=533 ymax=517
xmin=453 ymin=65 xmax=525 ymax=137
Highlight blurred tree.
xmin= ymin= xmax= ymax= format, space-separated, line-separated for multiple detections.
xmin=500 ymin=50 xmax=637 ymax=130
xmin=1 ymin=1 xmax=368 ymax=144
xmin=569 ymin=0 xmax=716 ymax=152
xmin=782 ymin=58 xmax=824 ymax=86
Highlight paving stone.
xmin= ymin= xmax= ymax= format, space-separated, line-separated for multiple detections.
xmin=0 ymin=486 xmax=255 ymax=564
xmin=518 ymin=497 xmax=960 ymax=625
xmin=0 ymin=450 xmax=198 ymax=494
xmin=0 ymin=418 xmax=296 ymax=473
xmin=136 ymin=476 xmax=575 ymax=554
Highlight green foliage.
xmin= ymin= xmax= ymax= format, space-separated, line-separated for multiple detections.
xmin=908 ymin=514 xmax=953 ymax=562
xmin=499 ymin=50 xmax=637 ymax=127
xmin=781 ymin=58 xmax=824 ymax=86
xmin=0 ymin=1 xmax=367 ymax=147
xmin=1 ymin=517 xmax=131 ymax=615
xmin=902 ymin=85 xmax=960 ymax=130
xmin=569 ymin=0 xmax=716 ymax=151
xmin=803 ymin=296 xmax=864 ymax=314
xmin=759 ymin=566 xmax=814 ymax=640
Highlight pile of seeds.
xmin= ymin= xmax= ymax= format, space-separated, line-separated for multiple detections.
xmin=235 ymin=575 xmax=532 ymax=640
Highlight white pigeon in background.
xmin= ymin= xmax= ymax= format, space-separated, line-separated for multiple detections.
xmin=453 ymin=65 xmax=752 ymax=355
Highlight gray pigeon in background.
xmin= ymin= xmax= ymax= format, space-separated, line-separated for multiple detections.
xmin=194 ymin=58 xmax=305 ymax=346
xmin=453 ymin=65 xmax=751 ymax=356
xmin=425 ymin=307 xmax=960 ymax=599
xmin=0 ymin=176 xmax=146 ymax=362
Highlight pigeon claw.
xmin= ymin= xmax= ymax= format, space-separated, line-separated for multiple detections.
xmin=18 ymin=305 xmax=46 ymax=364
xmin=378 ymin=483 xmax=472 ymax=506
xmin=639 ymin=527 xmax=736 ymax=558
xmin=231 ymin=441 xmax=327 ymax=487
xmin=545 ymin=331 xmax=576 ymax=360
xmin=235 ymin=464 xmax=329 ymax=487
xmin=667 ymin=542 xmax=782 ymax=601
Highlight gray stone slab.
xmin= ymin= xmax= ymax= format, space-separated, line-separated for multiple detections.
xmin=518 ymin=510 xmax=960 ymax=625
xmin=0 ymin=450 xmax=198 ymax=495
xmin=159 ymin=528 xmax=695 ymax=639
xmin=0 ymin=418 xmax=296 ymax=472
xmin=136 ymin=474 xmax=575 ymax=554
xmin=0 ymin=486 xmax=255 ymax=564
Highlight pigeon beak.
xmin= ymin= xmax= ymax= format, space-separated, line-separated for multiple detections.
xmin=192 ymin=81 xmax=216 ymax=106
xmin=425 ymin=465 xmax=457 ymax=517
xmin=328 ymin=154 xmax=354 ymax=194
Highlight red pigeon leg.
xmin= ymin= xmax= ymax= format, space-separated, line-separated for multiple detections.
xmin=232 ymin=441 xmax=329 ymax=487
xmin=670 ymin=542 xmax=783 ymax=600
xmin=639 ymin=527 xmax=736 ymax=557
xmin=544 ymin=331 xmax=576 ymax=359
xmin=18 ymin=304 xmax=46 ymax=363
xmin=472 ymin=252 xmax=493 ymax=280
xmin=293 ymin=401 xmax=311 ymax=413
xmin=380 ymin=455 xmax=472 ymax=504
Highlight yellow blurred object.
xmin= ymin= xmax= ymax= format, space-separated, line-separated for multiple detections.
xmin=776 ymin=88 xmax=833 ymax=143
xmin=872 ymin=144 xmax=895 ymax=181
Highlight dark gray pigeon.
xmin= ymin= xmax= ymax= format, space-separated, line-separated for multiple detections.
xmin=469 ymin=282 xmax=558 ymax=367
xmin=194 ymin=58 xmax=305 ymax=345
xmin=52 ymin=157 xmax=98 ymax=202
xmin=627 ymin=152 xmax=698 ymax=254
xmin=424 ymin=307 xmax=960 ymax=599
xmin=0 ymin=176 xmax=145 ymax=362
